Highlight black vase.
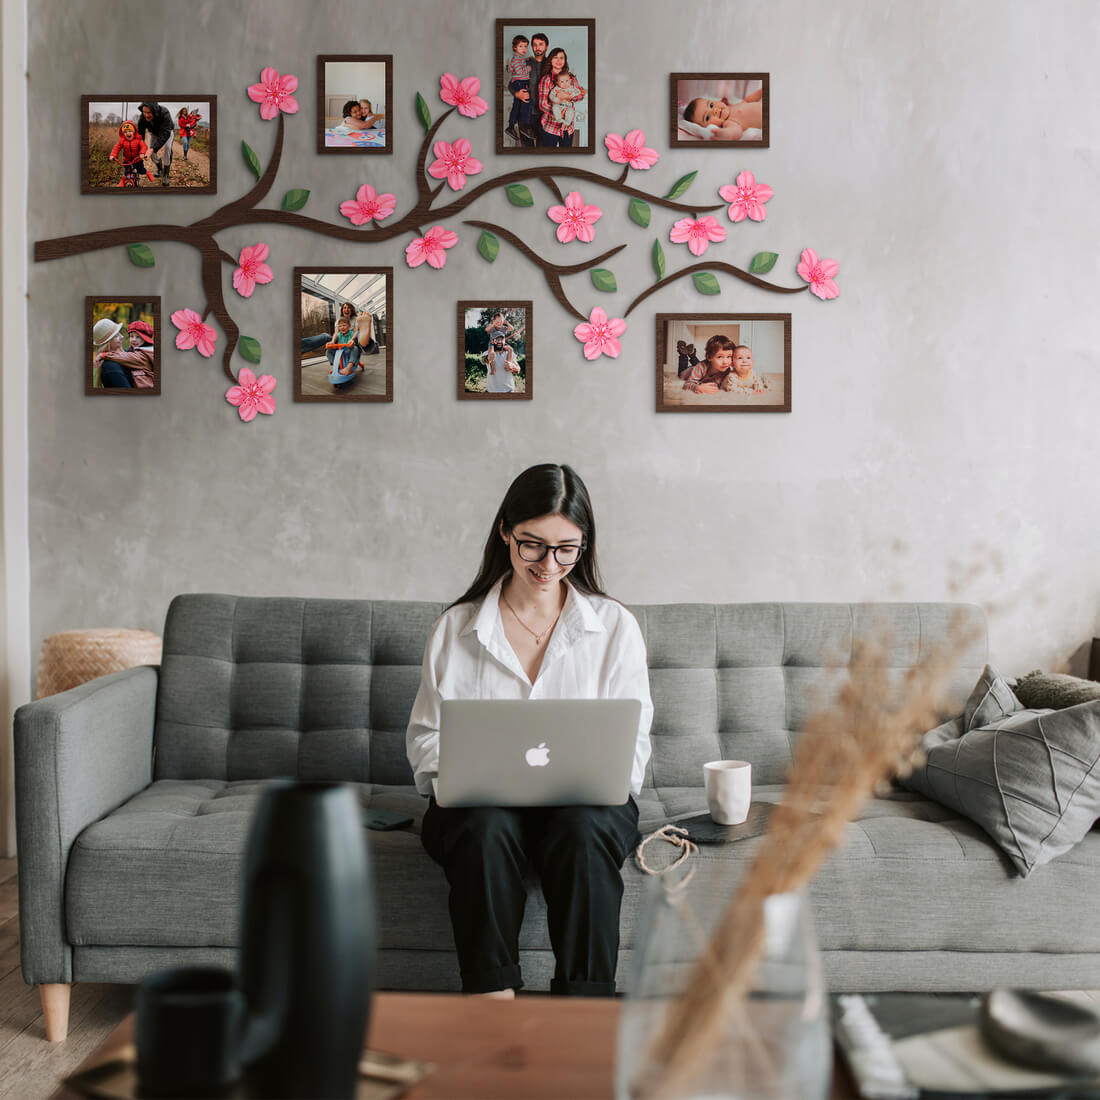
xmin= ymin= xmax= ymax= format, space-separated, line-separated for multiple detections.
xmin=238 ymin=781 xmax=374 ymax=1099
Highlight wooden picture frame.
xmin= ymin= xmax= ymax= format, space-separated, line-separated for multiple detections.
xmin=495 ymin=18 xmax=595 ymax=155
xmin=81 ymin=95 xmax=217 ymax=194
xmin=458 ymin=301 xmax=533 ymax=401
xmin=669 ymin=73 xmax=770 ymax=148
xmin=656 ymin=313 xmax=791 ymax=413
xmin=86 ymin=296 xmax=161 ymax=395
xmin=317 ymin=55 xmax=393 ymax=155
xmin=293 ymin=268 xmax=393 ymax=403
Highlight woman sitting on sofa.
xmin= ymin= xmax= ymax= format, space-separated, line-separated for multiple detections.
xmin=406 ymin=463 xmax=653 ymax=998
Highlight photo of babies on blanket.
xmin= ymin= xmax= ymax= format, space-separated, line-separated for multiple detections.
xmin=294 ymin=268 xmax=392 ymax=403
xmin=82 ymin=96 xmax=215 ymax=193
xmin=459 ymin=302 xmax=532 ymax=400
xmin=670 ymin=74 xmax=769 ymax=147
xmin=318 ymin=56 xmax=391 ymax=154
xmin=656 ymin=314 xmax=790 ymax=413
xmin=495 ymin=19 xmax=594 ymax=153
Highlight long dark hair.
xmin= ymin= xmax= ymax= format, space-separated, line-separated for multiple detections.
xmin=449 ymin=463 xmax=607 ymax=608
xmin=541 ymin=49 xmax=570 ymax=85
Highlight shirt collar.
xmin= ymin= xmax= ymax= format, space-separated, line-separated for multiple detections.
xmin=458 ymin=575 xmax=606 ymax=648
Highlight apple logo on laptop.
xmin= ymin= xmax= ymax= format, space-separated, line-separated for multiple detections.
xmin=525 ymin=742 xmax=550 ymax=768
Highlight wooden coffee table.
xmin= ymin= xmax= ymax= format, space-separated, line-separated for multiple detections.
xmin=57 ymin=991 xmax=856 ymax=1098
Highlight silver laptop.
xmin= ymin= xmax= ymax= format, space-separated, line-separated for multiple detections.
xmin=435 ymin=698 xmax=641 ymax=808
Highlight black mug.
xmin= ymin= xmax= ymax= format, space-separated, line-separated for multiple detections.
xmin=135 ymin=966 xmax=243 ymax=1098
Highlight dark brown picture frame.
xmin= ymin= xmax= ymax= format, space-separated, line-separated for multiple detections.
xmin=495 ymin=18 xmax=596 ymax=156
xmin=457 ymin=301 xmax=533 ymax=401
xmin=85 ymin=296 xmax=161 ymax=395
xmin=293 ymin=268 xmax=394 ymax=403
xmin=316 ymin=55 xmax=393 ymax=156
xmin=655 ymin=313 xmax=791 ymax=413
xmin=669 ymin=73 xmax=770 ymax=149
xmin=81 ymin=95 xmax=217 ymax=195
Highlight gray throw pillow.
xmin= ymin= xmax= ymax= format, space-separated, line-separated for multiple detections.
xmin=904 ymin=699 xmax=1100 ymax=876
xmin=961 ymin=663 xmax=1023 ymax=732
xmin=1014 ymin=670 xmax=1100 ymax=711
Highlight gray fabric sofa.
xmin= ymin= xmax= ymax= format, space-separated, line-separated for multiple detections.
xmin=17 ymin=594 xmax=1100 ymax=1041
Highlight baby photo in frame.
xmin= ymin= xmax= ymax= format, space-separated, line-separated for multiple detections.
xmin=293 ymin=269 xmax=392 ymax=403
xmin=458 ymin=302 xmax=532 ymax=400
xmin=317 ymin=55 xmax=392 ymax=154
xmin=495 ymin=18 xmax=595 ymax=154
xmin=656 ymin=313 xmax=790 ymax=413
xmin=86 ymin=297 xmax=161 ymax=394
xmin=82 ymin=96 xmax=216 ymax=193
xmin=670 ymin=73 xmax=769 ymax=147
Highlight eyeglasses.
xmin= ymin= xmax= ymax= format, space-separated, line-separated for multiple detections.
xmin=511 ymin=537 xmax=585 ymax=565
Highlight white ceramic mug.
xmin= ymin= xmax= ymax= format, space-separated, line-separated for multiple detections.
xmin=704 ymin=760 xmax=752 ymax=825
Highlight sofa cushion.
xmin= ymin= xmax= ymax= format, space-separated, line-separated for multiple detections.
xmin=1014 ymin=670 xmax=1100 ymax=710
xmin=903 ymin=695 xmax=1100 ymax=877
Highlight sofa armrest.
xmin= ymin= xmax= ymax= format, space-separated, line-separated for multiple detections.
xmin=14 ymin=665 xmax=158 ymax=984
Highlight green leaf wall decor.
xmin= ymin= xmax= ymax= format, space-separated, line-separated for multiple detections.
xmin=749 ymin=251 xmax=779 ymax=274
xmin=506 ymin=183 xmax=534 ymax=207
xmin=241 ymin=141 xmax=262 ymax=181
xmin=653 ymin=239 xmax=666 ymax=279
xmin=477 ymin=231 xmax=500 ymax=262
xmin=693 ymin=272 xmax=721 ymax=295
xmin=664 ymin=171 xmax=698 ymax=200
xmin=628 ymin=198 xmax=651 ymax=227
xmin=415 ymin=92 xmax=431 ymax=131
xmin=281 ymin=189 xmax=310 ymax=212
xmin=591 ymin=268 xmax=618 ymax=292
xmin=127 ymin=244 xmax=155 ymax=268
xmin=238 ymin=336 xmax=262 ymax=363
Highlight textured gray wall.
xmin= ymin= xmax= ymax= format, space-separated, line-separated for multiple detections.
xmin=25 ymin=0 xmax=1100 ymax=679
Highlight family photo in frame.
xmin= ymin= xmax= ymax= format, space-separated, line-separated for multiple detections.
xmin=316 ymin=55 xmax=392 ymax=154
xmin=458 ymin=302 xmax=532 ymax=400
xmin=81 ymin=95 xmax=216 ymax=193
xmin=656 ymin=313 xmax=791 ymax=413
xmin=495 ymin=18 xmax=595 ymax=153
xmin=670 ymin=73 xmax=769 ymax=147
xmin=293 ymin=269 xmax=392 ymax=403
xmin=86 ymin=297 xmax=160 ymax=394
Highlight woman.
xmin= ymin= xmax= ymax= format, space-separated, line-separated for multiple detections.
xmin=328 ymin=302 xmax=362 ymax=372
xmin=406 ymin=463 xmax=653 ymax=998
xmin=537 ymin=49 xmax=585 ymax=147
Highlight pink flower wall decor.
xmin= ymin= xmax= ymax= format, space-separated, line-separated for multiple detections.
xmin=232 ymin=243 xmax=274 ymax=298
xmin=171 ymin=308 xmax=217 ymax=358
xmin=604 ymin=130 xmax=659 ymax=170
xmin=439 ymin=74 xmax=488 ymax=118
xmin=573 ymin=307 xmax=627 ymax=360
xmin=246 ymin=68 xmax=299 ymax=120
xmin=669 ymin=215 xmax=726 ymax=257
xmin=427 ymin=138 xmax=483 ymax=191
xmin=405 ymin=226 xmax=459 ymax=269
xmin=338 ymin=184 xmax=398 ymax=226
xmin=797 ymin=249 xmax=840 ymax=300
xmin=718 ymin=171 xmax=774 ymax=222
xmin=225 ymin=368 xmax=277 ymax=422
xmin=547 ymin=191 xmax=603 ymax=244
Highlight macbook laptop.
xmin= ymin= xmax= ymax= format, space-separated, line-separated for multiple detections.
xmin=435 ymin=698 xmax=642 ymax=808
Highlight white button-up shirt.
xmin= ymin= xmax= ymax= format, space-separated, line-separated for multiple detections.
xmin=406 ymin=577 xmax=654 ymax=797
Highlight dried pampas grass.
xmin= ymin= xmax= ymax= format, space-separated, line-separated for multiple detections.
xmin=635 ymin=617 xmax=976 ymax=1099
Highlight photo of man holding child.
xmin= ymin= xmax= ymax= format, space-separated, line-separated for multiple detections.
xmin=656 ymin=314 xmax=790 ymax=413
xmin=458 ymin=302 xmax=532 ymax=400
xmin=495 ymin=19 xmax=595 ymax=154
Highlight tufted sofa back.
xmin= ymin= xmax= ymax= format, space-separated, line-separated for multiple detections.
xmin=154 ymin=595 xmax=987 ymax=787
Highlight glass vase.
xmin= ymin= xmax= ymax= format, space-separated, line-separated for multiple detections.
xmin=617 ymin=871 xmax=831 ymax=1100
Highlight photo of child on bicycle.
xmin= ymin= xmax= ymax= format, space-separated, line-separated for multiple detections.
xmin=82 ymin=95 xmax=217 ymax=194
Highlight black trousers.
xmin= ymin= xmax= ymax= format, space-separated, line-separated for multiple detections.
xmin=421 ymin=798 xmax=640 ymax=995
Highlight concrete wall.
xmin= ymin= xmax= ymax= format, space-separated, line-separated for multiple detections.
xmin=23 ymin=0 xmax=1100 ymax=679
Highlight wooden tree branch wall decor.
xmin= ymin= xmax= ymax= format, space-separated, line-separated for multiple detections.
xmin=37 ymin=68 xmax=840 ymax=422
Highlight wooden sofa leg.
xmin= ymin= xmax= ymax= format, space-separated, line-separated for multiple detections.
xmin=40 ymin=983 xmax=71 ymax=1042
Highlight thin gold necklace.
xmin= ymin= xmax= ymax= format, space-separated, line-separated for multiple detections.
xmin=501 ymin=591 xmax=561 ymax=646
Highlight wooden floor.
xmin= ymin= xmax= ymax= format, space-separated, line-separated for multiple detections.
xmin=299 ymin=356 xmax=387 ymax=397
xmin=0 ymin=858 xmax=132 ymax=1100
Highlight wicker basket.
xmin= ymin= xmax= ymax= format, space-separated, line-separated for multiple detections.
xmin=36 ymin=628 xmax=163 ymax=699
